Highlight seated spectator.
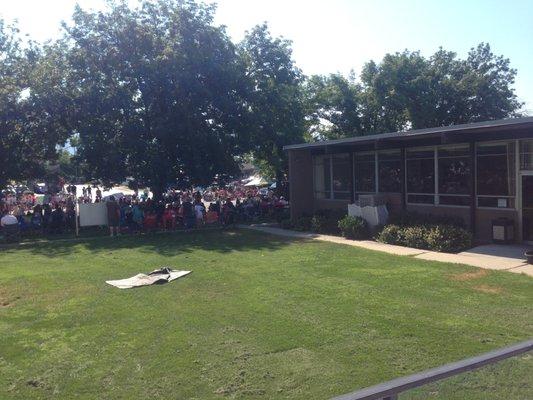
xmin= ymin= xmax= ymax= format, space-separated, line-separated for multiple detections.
xmin=1 ymin=212 xmax=18 ymax=227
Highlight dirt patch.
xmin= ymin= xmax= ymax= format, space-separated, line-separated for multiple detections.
xmin=0 ymin=295 xmax=20 ymax=308
xmin=450 ymin=269 xmax=488 ymax=281
xmin=473 ymin=284 xmax=503 ymax=294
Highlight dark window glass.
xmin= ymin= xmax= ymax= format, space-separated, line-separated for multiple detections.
xmin=406 ymin=148 xmax=435 ymax=194
xmin=476 ymin=143 xmax=515 ymax=196
xmin=313 ymin=156 xmax=331 ymax=199
xmin=332 ymin=154 xmax=352 ymax=199
xmin=438 ymin=147 xmax=471 ymax=195
xmin=355 ymin=153 xmax=375 ymax=193
xmin=378 ymin=151 xmax=401 ymax=193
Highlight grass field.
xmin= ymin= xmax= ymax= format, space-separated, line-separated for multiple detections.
xmin=0 ymin=230 xmax=532 ymax=399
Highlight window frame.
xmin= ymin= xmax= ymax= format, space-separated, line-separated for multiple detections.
xmin=312 ymin=153 xmax=352 ymax=201
xmin=476 ymin=140 xmax=516 ymax=210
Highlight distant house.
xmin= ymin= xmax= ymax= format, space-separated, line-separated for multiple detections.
xmin=285 ymin=117 xmax=533 ymax=242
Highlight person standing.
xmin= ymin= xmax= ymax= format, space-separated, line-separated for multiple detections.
xmin=106 ymin=196 xmax=121 ymax=237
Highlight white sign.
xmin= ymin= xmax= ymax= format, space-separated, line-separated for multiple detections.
xmin=79 ymin=203 xmax=108 ymax=227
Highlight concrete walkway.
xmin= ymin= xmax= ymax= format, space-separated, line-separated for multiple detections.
xmin=238 ymin=224 xmax=533 ymax=277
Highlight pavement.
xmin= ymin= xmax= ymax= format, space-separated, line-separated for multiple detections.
xmin=238 ymin=224 xmax=533 ymax=277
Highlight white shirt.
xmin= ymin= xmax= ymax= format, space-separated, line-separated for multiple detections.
xmin=1 ymin=214 xmax=18 ymax=227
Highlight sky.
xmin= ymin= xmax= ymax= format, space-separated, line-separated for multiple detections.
xmin=2 ymin=0 xmax=532 ymax=112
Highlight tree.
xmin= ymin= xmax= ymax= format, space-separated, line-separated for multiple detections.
xmin=0 ymin=20 xmax=72 ymax=189
xmin=306 ymin=43 xmax=523 ymax=139
xmin=239 ymin=23 xmax=305 ymax=186
xmin=304 ymin=73 xmax=363 ymax=140
xmin=64 ymin=0 xmax=249 ymax=198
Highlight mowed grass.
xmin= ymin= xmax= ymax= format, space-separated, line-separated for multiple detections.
xmin=0 ymin=230 xmax=532 ymax=400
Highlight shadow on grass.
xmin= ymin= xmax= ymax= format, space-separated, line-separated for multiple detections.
xmin=1 ymin=228 xmax=299 ymax=258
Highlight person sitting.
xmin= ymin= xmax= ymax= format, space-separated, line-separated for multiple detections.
xmin=1 ymin=211 xmax=18 ymax=228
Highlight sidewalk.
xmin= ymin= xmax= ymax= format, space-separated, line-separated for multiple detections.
xmin=238 ymin=224 xmax=533 ymax=277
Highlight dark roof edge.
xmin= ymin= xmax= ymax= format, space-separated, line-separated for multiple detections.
xmin=284 ymin=116 xmax=533 ymax=151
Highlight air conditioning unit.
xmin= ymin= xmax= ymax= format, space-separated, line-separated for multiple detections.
xmin=348 ymin=194 xmax=388 ymax=229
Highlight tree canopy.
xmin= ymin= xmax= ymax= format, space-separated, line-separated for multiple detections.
xmin=307 ymin=44 xmax=523 ymax=140
xmin=0 ymin=1 xmax=526 ymax=190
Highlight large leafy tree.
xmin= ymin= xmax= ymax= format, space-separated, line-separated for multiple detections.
xmin=0 ymin=21 xmax=72 ymax=189
xmin=65 ymin=0 xmax=248 ymax=197
xmin=307 ymin=43 xmax=523 ymax=138
xmin=239 ymin=24 xmax=305 ymax=184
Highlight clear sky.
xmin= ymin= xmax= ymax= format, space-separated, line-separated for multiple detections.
xmin=2 ymin=0 xmax=532 ymax=112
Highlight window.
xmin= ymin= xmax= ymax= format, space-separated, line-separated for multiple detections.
xmin=354 ymin=152 xmax=376 ymax=193
xmin=476 ymin=142 xmax=515 ymax=208
xmin=378 ymin=150 xmax=401 ymax=193
xmin=331 ymin=154 xmax=352 ymax=200
xmin=313 ymin=154 xmax=351 ymax=200
xmin=437 ymin=146 xmax=471 ymax=206
xmin=520 ymin=140 xmax=533 ymax=170
xmin=406 ymin=147 xmax=435 ymax=204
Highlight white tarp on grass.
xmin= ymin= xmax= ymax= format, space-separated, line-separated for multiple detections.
xmin=106 ymin=268 xmax=191 ymax=289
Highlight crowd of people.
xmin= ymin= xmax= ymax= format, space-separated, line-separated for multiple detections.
xmin=0 ymin=183 xmax=289 ymax=240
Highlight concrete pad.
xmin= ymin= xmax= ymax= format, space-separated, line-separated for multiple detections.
xmin=460 ymin=244 xmax=531 ymax=261
xmin=240 ymin=224 xmax=533 ymax=277
xmin=508 ymin=264 xmax=533 ymax=277
xmin=414 ymin=251 xmax=528 ymax=271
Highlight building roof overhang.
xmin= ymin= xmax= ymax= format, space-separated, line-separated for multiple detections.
xmin=284 ymin=116 xmax=533 ymax=152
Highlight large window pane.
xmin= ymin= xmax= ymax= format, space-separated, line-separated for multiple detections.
xmin=477 ymin=143 xmax=515 ymax=196
xmin=313 ymin=155 xmax=331 ymax=199
xmin=378 ymin=151 xmax=401 ymax=193
xmin=438 ymin=146 xmax=471 ymax=203
xmin=332 ymin=154 xmax=352 ymax=200
xmin=406 ymin=148 xmax=435 ymax=195
xmin=354 ymin=152 xmax=375 ymax=193
xmin=519 ymin=140 xmax=533 ymax=170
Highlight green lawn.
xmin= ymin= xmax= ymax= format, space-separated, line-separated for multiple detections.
xmin=0 ymin=230 xmax=531 ymax=399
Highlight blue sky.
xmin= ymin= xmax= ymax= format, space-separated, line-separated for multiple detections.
xmin=2 ymin=0 xmax=532 ymax=112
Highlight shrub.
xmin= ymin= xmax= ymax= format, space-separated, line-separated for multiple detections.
xmin=401 ymin=225 xmax=432 ymax=249
xmin=310 ymin=214 xmax=326 ymax=233
xmin=376 ymin=224 xmax=403 ymax=245
xmin=293 ymin=215 xmax=313 ymax=231
xmin=280 ymin=219 xmax=293 ymax=230
xmin=377 ymin=223 xmax=472 ymax=253
xmin=338 ymin=215 xmax=369 ymax=240
xmin=426 ymin=224 xmax=472 ymax=253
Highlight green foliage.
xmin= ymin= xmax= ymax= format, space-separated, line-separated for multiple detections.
xmin=337 ymin=215 xmax=369 ymax=240
xmin=65 ymin=0 xmax=247 ymax=193
xmin=280 ymin=218 xmax=293 ymax=230
xmin=377 ymin=223 xmax=472 ymax=253
xmin=293 ymin=215 xmax=313 ymax=231
xmin=426 ymin=224 xmax=473 ymax=253
xmin=306 ymin=44 xmax=522 ymax=139
xmin=239 ymin=23 xmax=306 ymax=185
